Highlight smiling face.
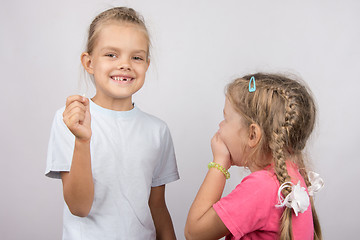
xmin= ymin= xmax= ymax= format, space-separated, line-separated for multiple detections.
xmin=82 ymin=22 xmax=150 ymax=110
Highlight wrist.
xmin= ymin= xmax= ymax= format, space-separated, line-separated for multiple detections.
xmin=208 ymin=162 xmax=230 ymax=179
xmin=75 ymin=136 xmax=91 ymax=144
xmin=213 ymin=157 xmax=231 ymax=170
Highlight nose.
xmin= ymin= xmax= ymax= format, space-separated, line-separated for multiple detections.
xmin=117 ymin=58 xmax=131 ymax=71
xmin=118 ymin=64 xmax=131 ymax=71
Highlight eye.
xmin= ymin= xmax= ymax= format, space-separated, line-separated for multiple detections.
xmin=105 ymin=53 xmax=117 ymax=58
xmin=132 ymin=56 xmax=144 ymax=61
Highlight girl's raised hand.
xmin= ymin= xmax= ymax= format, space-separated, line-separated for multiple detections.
xmin=211 ymin=132 xmax=231 ymax=170
xmin=63 ymin=95 xmax=92 ymax=141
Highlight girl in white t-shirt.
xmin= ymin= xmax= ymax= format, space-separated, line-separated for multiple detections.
xmin=46 ymin=7 xmax=179 ymax=239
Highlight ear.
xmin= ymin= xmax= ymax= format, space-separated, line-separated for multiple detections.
xmin=248 ymin=123 xmax=262 ymax=148
xmin=81 ymin=52 xmax=94 ymax=75
xmin=146 ymin=58 xmax=150 ymax=71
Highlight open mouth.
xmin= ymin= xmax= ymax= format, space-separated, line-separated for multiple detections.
xmin=111 ymin=76 xmax=134 ymax=82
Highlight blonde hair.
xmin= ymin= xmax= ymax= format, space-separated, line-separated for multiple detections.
xmin=86 ymin=7 xmax=150 ymax=60
xmin=227 ymin=73 xmax=322 ymax=240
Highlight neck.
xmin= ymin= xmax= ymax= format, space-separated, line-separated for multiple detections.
xmin=248 ymin=152 xmax=273 ymax=172
xmin=91 ymin=95 xmax=134 ymax=111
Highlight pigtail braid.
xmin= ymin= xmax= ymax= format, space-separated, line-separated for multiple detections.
xmin=270 ymin=87 xmax=294 ymax=194
xmin=298 ymin=167 xmax=323 ymax=240
xmin=270 ymin=128 xmax=294 ymax=240
xmin=269 ymin=86 xmax=300 ymax=240
xmin=297 ymin=147 xmax=322 ymax=240
xmin=272 ymin=135 xmax=294 ymax=240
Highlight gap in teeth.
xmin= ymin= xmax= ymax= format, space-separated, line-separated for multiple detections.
xmin=113 ymin=77 xmax=131 ymax=81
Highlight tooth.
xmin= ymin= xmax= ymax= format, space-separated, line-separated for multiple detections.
xmin=113 ymin=77 xmax=132 ymax=81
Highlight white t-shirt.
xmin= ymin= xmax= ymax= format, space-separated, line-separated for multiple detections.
xmin=46 ymin=100 xmax=179 ymax=240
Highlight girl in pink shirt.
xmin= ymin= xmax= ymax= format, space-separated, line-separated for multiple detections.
xmin=185 ymin=73 xmax=323 ymax=240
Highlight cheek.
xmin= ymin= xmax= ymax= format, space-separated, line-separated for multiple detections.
xmin=135 ymin=63 xmax=148 ymax=73
xmin=93 ymin=62 xmax=107 ymax=73
xmin=218 ymin=127 xmax=233 ymax=147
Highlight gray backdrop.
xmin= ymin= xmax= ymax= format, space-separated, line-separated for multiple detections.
xmin=1 ymin=0 xmax=359 ymax=239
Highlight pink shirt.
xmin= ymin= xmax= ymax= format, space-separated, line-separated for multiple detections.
xmin=213 ymin=163 xmax=314 ymax=240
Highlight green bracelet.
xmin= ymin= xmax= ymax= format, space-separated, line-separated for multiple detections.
xmin=208 ymin=162 xmax=230 ymax=179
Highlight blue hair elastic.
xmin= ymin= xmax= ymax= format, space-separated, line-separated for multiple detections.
xmin=249 ymin=76 xmax=256 ymax=92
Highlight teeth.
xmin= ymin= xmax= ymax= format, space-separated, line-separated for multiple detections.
xmin=113 ymin=77 xmax=131 ymax=81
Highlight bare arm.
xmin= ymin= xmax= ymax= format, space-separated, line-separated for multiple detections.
xmin=61 ymin=95 xmax=93 ymax=217
xmin=185 ymin=133 xmax=231 ymax=240
xmin=149 ymin=185 xmax=177 ymax=240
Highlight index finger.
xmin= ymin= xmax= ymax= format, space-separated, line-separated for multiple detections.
xmin=66 ymin=95 xmax=87 ymax=107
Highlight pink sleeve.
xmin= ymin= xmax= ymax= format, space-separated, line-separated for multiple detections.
xmin=213 ymin=171 xmax=278 ymax=238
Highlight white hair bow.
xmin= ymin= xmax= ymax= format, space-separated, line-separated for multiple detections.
xmin=275 ymin=172 xmax=324 ymax=216
xmin=276 ymin=181 xmax=309 ymax=216
xmin=307 ymin=171 xmax=324 ymax=196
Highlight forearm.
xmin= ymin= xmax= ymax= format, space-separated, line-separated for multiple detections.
xmin=149 ymin=185 xmax=176 ymax=240
xmin=185 ymin=133 xmax=231 ymax=239
xmin=190 ymin=133 xmax=230 ymax=216
xmin=185 ymin=167 xmax=227 ymax=239
xmin=151 ymin=205 xmax=176 ymax=240
xmin=62 ymin=138 xmax=94 ymax=217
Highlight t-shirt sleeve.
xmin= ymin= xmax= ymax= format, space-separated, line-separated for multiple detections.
xmin=213 ymin=172 xmax=277 ymax=238
xmin=45 ymin=107 xmax=75 ymax=179
xmin=151 ymin=125 xmax=179 ymax=187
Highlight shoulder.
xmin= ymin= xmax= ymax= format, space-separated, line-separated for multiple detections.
xmin=230 ymin=170 xmax=279 ymax=200
xmin=213 ymin=169 xmax=281 ymax=235
xmin=241 ymin=170 xmax=278 ymax=188
xmin=217 ymin=170 xmax=280 ymax=213
xmin=137 ymin=108 xmax=166 ymax=124
xmin=136 ymin=107 xmax=170 ymax=131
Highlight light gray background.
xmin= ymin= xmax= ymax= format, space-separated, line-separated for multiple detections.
xmin=1 ymin=0 xmax=359 ymax=239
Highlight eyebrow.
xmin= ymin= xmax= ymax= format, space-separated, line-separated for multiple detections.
xmin=101 ymin=47 xmax=147 ymax=54
xmin=100 ymin=47 xmax=118 ymax=52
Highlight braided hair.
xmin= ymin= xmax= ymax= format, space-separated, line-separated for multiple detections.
xmin=226 ymin=73 xmax=321 ymax=240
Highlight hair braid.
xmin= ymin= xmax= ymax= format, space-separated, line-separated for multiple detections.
xmin=278 ymin=84 xmax=322 ymax=240
xmin=298 ymin=165 xmax=322 ymax=240
xmin=271 ymin=86 xmax=297 ymax=240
